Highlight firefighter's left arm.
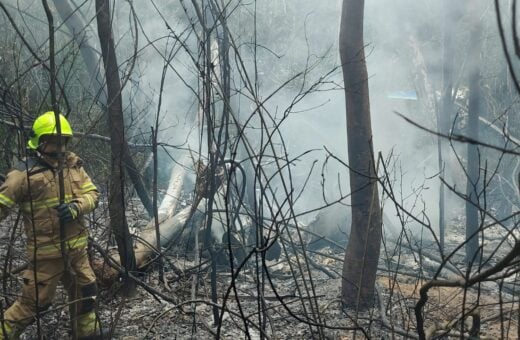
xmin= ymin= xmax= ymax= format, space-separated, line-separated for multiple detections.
xmin=73 ymin=167 xmax=99 ymax=216
xmin=0 ymin=169 xmax=27 ymax=221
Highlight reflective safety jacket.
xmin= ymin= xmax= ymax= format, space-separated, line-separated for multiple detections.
xmin=0 ymin=152 xmax=99 ymax=259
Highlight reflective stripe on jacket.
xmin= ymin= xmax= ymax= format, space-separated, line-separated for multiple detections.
xmin=0 ymin=152 xmax=99 ymax=259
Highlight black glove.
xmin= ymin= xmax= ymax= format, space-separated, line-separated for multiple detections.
xmin=55 ymin=203 xmax=79 ymax=223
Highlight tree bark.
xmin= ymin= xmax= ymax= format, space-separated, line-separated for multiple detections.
xmin=95 ymin=0 xmax=136 ymax=295
xmin=52 ymin=0 xmax=106 ymax=105
xmin=465 ymin=3 xmax=483 ymax=266
xmin=437 ymin=0 xmax=455 ymax=254
xmin=339 ymin=0 xmax=382 ymax=310
xmin=54 ymin=0 xmax=154 ymax=217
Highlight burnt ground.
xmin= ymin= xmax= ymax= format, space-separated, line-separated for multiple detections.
xmin=0 ymin=203 xmax=518 ymax=339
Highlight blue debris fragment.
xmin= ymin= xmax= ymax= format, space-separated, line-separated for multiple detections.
xmin=387 ymin=90 xmax=418 ymax=101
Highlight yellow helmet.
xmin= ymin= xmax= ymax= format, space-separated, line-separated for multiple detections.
xmin=27 ymin=111 xmax=73 ymax=150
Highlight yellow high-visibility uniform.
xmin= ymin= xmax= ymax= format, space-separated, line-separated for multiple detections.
xmin=0 ymin=152 xmax=101 ymax=339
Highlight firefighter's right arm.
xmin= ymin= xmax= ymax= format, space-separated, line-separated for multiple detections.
xmin=72 ymin=167 xmax=99 ymax=216
xmin=0 ymin=170 xmax=26 ymax=221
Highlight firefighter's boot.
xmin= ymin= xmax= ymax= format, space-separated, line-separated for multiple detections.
xmin=76 ymin=311 xmax=109 ymax=340
xmin=74 ymin=282 xmax=109 ymax=339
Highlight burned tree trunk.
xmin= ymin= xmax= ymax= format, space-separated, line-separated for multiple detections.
xmin=339 ymin=0 xmax=382 ymax=310
xmin=437 ymin=0 xmax=456 ymax=253
xmin=53 ymin=0 xmax=154 ymax=217
xmin=465 ymin=3 xmax=483 ymax=266
xmin=95 ymin=0 xmax=136 ymax=295
xmin=52 ymin=0 xmax=106 ymax=105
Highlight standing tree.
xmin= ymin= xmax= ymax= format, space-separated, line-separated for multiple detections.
xmin=437 ymin=0 xmax=456 ymax=253
xmin=339 ymin=0 xmax=382 ymax=309
xmin=465 ymin=2 xmax=483 ymax=266
xmin=95 ymin=0 xmax=136 ymax=295
xmin=53 ymin=0 xmax=154 ymax=217
xmin=52 ymin=0 xmax=106 ymax=105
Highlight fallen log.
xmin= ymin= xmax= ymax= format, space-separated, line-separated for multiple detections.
xmin=134 ymin=155 xmax=189 ymax=267
xmin=91 ymin=154 xmax=202 ymax=284
xmin=90 ymin=157 xmax=282 ymax=285
xmin=92 ymin=199 xmax=207 ymax=285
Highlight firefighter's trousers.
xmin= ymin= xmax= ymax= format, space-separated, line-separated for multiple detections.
xmin=1 ymin=249 xmax=100 ymax=339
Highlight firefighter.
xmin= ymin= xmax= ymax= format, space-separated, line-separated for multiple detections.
xmin=0 ymin=112 xmax=105 ymax=339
